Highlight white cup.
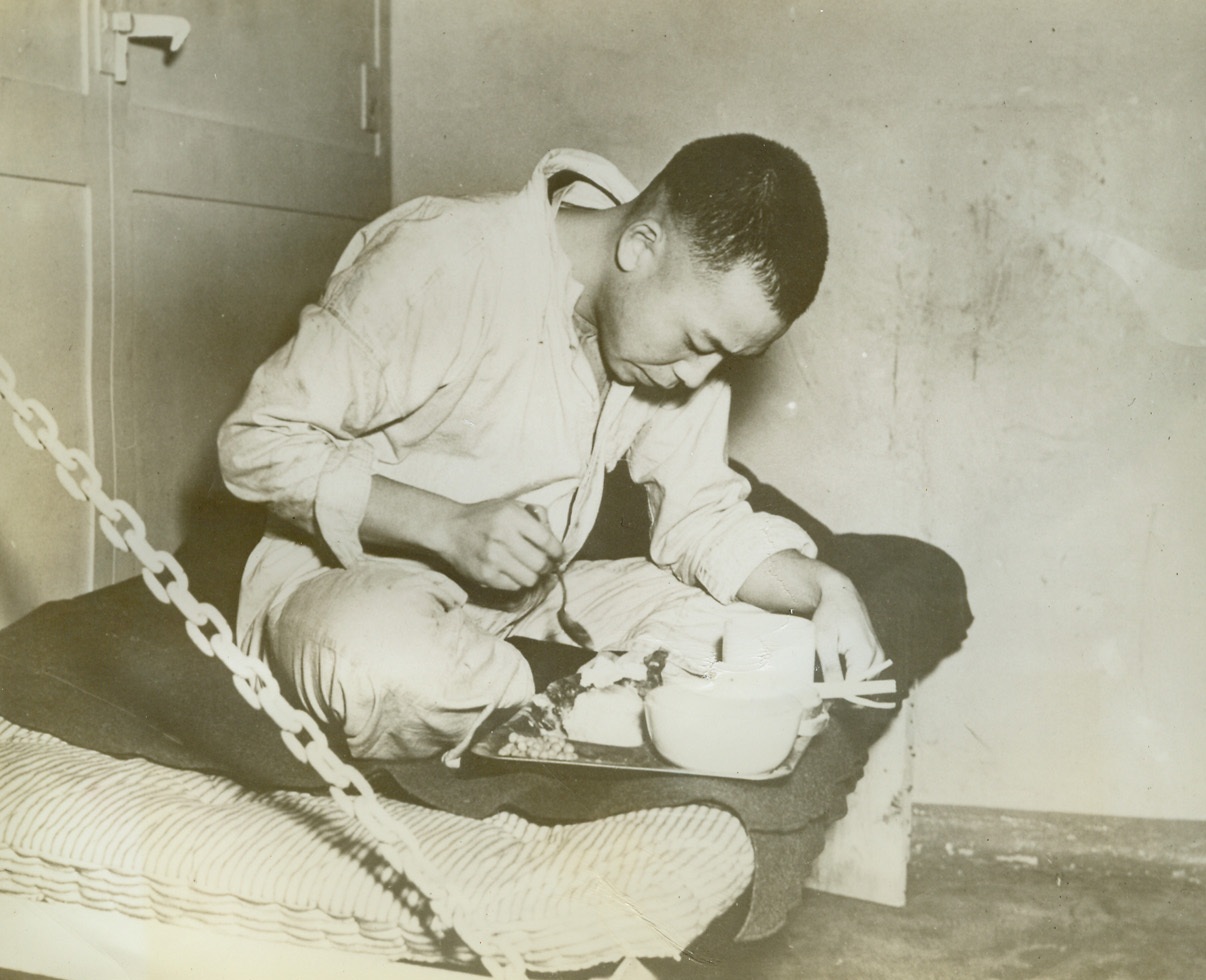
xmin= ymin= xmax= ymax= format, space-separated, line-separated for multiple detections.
xmin=719 ymin=612 xmax=819 ymax=728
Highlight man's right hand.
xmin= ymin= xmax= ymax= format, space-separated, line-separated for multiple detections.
xmin=360 ymin=476 xmax=565 ymax=592
xmin=436 ymin=498 xmax=565 ymax=592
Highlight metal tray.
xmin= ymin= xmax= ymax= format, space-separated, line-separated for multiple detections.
xmin=470 ymin=702 xmax=826 ymax=782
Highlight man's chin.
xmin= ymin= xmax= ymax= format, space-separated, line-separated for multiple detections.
xmin=609 ymin=361 xmax=642 ymax=387
xmin=643 ymin=379 xmax=684 ymax=394
xmin=608 ymin=361 xmax=675 ymax=392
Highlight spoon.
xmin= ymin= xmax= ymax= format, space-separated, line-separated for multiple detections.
xmin=553 ymin=568 xmax=594 ymax=649
xmin=524 ymin=504 xmax=594 ymax=649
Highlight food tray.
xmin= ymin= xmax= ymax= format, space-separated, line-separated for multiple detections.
xmin=471 ymin=700 xmax=828 ymax=782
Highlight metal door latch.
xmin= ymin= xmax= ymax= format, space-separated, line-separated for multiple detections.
xmin=100 ymin=7 xmax=191 ymax=83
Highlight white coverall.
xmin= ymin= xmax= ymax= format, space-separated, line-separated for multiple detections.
xmin=218 ymin=149 xmax=816 ymax=760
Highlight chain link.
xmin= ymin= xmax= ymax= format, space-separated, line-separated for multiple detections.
xmin=0 ymin=352 xmax=527 ymax=978
xmin=55 ymin=447 xmax=94 ymax=502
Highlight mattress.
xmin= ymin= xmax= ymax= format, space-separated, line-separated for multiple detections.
xmin=0 ymin=717 xmax=753 ymax=975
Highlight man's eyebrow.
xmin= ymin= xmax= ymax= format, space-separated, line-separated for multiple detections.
xmin=705 ymin=330 xmax=767 ymax=358
xmin=703 ymin=331 xmax=737 ymax=357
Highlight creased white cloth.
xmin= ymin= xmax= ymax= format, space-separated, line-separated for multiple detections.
xmin=218 ymin=148 xmax=815 ymax=658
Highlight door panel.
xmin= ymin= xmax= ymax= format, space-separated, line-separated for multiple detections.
xmin=1 ymin=1 xmax=389 ymax=616
xmin=118 ymin=195 xmax=364 ymax=546
xmin=0 ymin=177 xmax=95 ymax=626
xmin=108 ymin=0 xmax=388 ymax=577
xmin=0 ymin=1 xmax=86 ymax=90
xmin=0 ymin=80 xmax=92 ymax=182
xmin=0 ymin=4 xmax=106 ymax=628
xmin=124 ymin=0 xmax=376 ymax=151
xmin=128 ymin=108 xmax=385 ymax=217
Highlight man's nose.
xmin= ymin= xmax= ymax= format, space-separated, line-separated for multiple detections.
xmin=673 ymin=352 xmax=724 ymax=389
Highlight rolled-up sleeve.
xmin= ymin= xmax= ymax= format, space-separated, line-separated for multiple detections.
xmin=218 ymin=210 xmax=474 ymax=568
xmin=627 ymin=377 xmax=817 ymax=603
xmin=217 ymin=305 xmax=390 ymax=567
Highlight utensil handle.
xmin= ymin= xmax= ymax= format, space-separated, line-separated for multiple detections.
xmin=813 ymin=678 xmax=897 ymax=700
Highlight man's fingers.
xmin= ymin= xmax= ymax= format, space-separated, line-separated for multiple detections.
xmin=519 ymin=504 xmax=565 ymax=562
xmin=506 ymin=535 xmax=557 ymax=580
xmin=448 ymin=499 xmax=564 ymax=589
xmin=480 ymin=533 xmax=551 ymax=587
xmin=523 ymin=503 xmax=549 ymax=524
xmin=814 ymin=627 xmax=844 ymax=682
xmin=479 ymin=551 xmax=541 ymax=591
xmin=846 ymin=627 xmax=887 ymax=679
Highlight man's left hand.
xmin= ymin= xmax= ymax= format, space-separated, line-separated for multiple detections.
xmin=810 ymin=568 xmax=886 ymax=681
xmin=737 ymin=551 xmax=886 ymax=682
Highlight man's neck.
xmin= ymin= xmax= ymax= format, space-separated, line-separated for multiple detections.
xmin=554 ymin=203 xmax=628 ymax=327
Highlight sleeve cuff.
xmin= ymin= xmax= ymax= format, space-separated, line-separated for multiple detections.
xmin=695 ymin=512 xmax=818 ymax=604
xmin=314 ymin=440 xmax=375 ymax=568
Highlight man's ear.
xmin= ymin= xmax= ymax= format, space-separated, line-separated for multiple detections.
xmin=615 ymin=219 xmax=662 ymax=274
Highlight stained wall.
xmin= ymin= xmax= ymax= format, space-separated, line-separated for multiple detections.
xmin=391 ymin=0 xmax=1205 ymax=819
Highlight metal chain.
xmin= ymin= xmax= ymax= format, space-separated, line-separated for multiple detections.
xmin=0 ymin=352 xmax=529 ymax=980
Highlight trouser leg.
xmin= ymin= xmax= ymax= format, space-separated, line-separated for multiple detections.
xmin=265 ymin=558 xmax=534 ymax=761
xmin=511 ymin=557 xmax=781 ymax=673
xmin=259 ymin=536 xmax=969 ymax=762
xmin=514 ymin=539 xmax=972 ymax=730
xmin=566 ymin=538 xmax=972 ymax=688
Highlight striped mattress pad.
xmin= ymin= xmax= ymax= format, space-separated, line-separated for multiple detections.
xmin=0 ymin=717 xmax=753 ymax=973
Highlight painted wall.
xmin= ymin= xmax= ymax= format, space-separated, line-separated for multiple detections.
xmin=391 ymin=1 xmax=1205 ymax=820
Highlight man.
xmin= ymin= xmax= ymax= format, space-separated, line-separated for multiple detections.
xmin=218 ymin=134 xmax=885 ymax=761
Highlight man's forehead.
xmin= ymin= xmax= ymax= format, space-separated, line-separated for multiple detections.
xmin=707 ymin=265 xmax=785 ymax=355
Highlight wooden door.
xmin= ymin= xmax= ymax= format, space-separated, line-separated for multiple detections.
xmin=0 ymin=3 xmax=105 ymax=626
xmin=1 ymin=2 xmax=390 ymax=621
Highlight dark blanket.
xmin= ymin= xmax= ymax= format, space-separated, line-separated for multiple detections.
xmin=0 ymin=462 xmax=972 ymax=944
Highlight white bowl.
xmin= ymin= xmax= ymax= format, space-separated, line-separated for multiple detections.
xmin=643 ymin=683 xmax=804 ymax=775
xmin=710 ymin=661 xmax=824 ymax=732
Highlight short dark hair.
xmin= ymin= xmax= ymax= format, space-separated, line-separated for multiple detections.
xmin=637 ymin=134 xmax=828 ymax=323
